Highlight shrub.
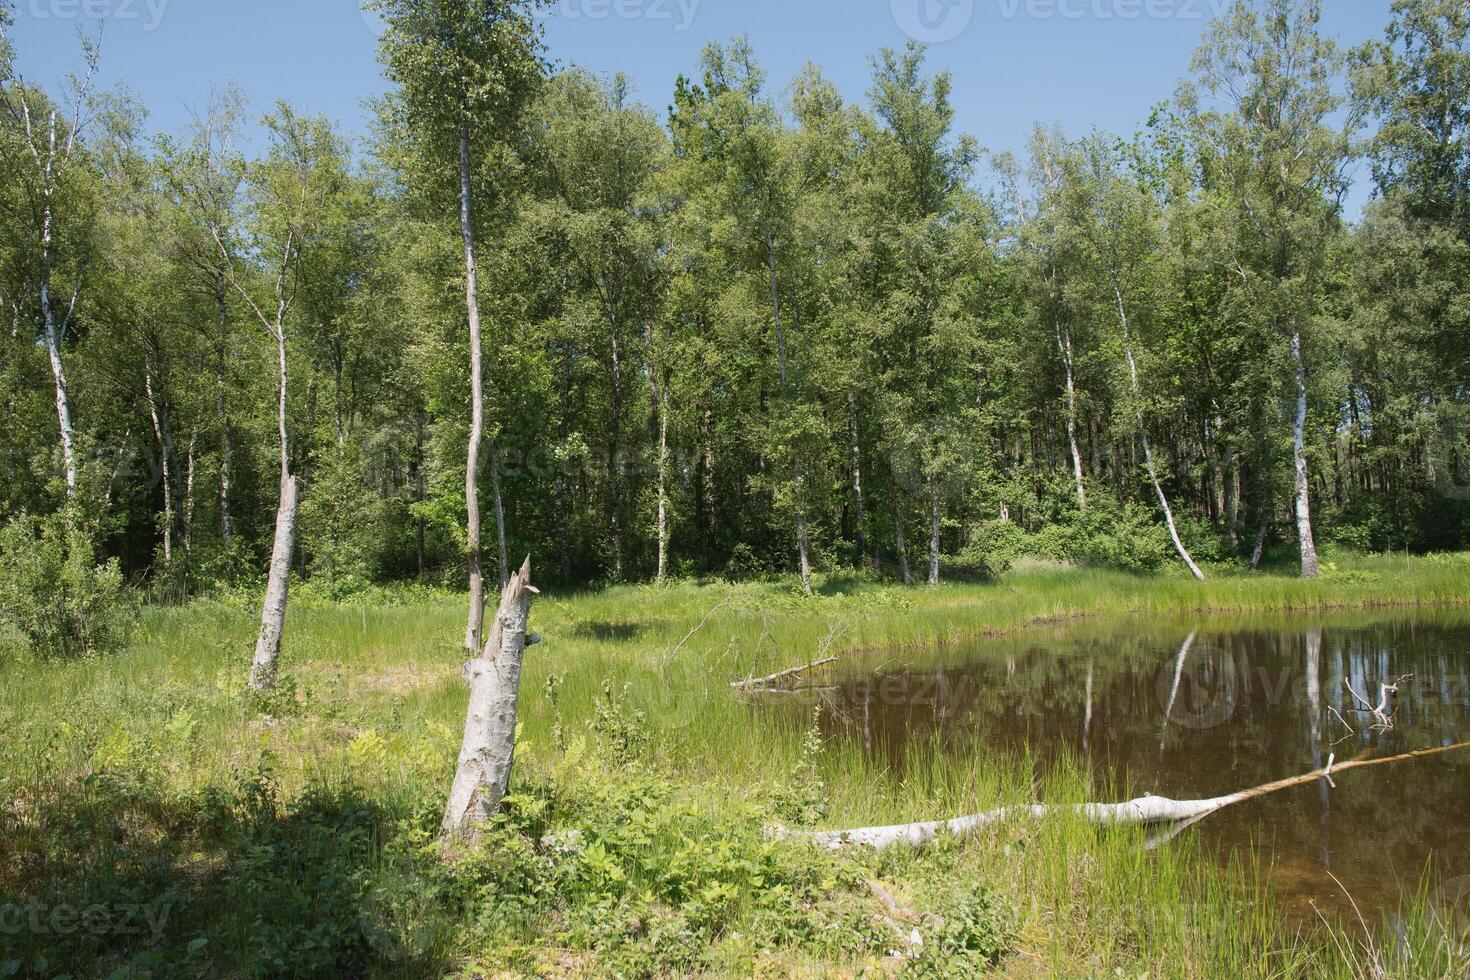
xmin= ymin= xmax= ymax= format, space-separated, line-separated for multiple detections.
xmin=954 ymin=519 xmax=1028 ymax=576
xmin=1031 ymin=498 xmax=1171 ymax=573
xmin=905 ymin=883 xmax=1019 ymax=977
xmin=0 ymin=507 xmax=134 ymax=659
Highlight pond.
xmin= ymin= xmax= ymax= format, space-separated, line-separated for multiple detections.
xmin=772 ymin=611 xmax=1470 ymax=924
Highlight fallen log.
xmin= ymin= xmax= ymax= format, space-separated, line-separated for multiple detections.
xmin=731 ymin=656 xmax=839 ymax=692
xmin=794 ymin=740 xmax=1470 ymax=850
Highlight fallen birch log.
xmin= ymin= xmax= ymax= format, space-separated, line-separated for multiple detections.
xmin=731 ymin=656 xmax=839 ymax=692
xmin=794 ymin=740 xmax=1470 ymax=850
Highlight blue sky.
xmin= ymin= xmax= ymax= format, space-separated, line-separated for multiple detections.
xmin=11 ymin=0 xmax=1394 ymax=213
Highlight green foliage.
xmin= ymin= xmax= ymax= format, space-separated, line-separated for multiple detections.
xmin=1037 ymin=499 xmax=1172 ymax=573
xmin=903 ymin=883 xmax=1019 ymax=977
xmin=964 ymin=496 xmax=1176 ymax=575
xmin=0 ymin=507 xmax=134 ymax=659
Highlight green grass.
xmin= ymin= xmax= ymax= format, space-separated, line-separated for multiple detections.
xmin=2 ymin=552 xmax=1469 ymax=976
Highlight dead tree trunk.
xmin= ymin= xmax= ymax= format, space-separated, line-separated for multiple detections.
xmin=461 ymin=124 xmax=488 ymax=652
xmin=1290 ymin=329 xmax=1320 ymax=580
xmin=251 ymin=475 xmax=298 ymax=692
xmin=250 ymin=318 xmax=297 ymax=693
xmin=443 ymin=557 xmax=537 ymax=838
xmin=799 ymin=740 xmax=1470 ymax=850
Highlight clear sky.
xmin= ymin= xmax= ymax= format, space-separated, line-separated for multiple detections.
xmin=11 ymin=0 xmax=1395 ymax=212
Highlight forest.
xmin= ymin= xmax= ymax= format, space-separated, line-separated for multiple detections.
xmin=3 ymin=0 xmax=1467 ymax=630
xmin=3 ymin=0 xmax=1470 ymax=976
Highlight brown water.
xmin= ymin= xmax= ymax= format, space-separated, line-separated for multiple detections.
xmin=776 ymin=612 xmax=1470 ymax=923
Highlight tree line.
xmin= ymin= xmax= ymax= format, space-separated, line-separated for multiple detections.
xmin=2 ymin=0 xmax=1468 ymax=659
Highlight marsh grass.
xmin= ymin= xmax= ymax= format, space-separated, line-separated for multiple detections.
xmin=2 ymin=553 xmax=1468 ymax=975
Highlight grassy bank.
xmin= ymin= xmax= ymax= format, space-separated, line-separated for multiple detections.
xmin=2 ymin=553 xmax=1469 ymax=976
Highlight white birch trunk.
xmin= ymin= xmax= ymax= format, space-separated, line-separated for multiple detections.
xmin=609 ymin=332 xmax=625 ymax=582
xmin=1114 ymin=281 xmax=1206 ymax=582
xmin=460 ymin=124 xmax=487 ymax=650
xmin=251 ymin=474 xmax=298 ymax=693
xmin=1055 ymin=317 xmax=1086 ymax=510
xmin=848 ymin=392 xmax=867 ymax=561
xmin=656 ymin=376 xmax=670 ymax=582
xmin=927 ymin=476 xmax=941 ymax=587
xmin=1290 ymin=330 xmax=1320 ymax=579
xmin=250 ymin=317 xmax=296 ymax=693
xmin=216 ymin=292 xmax=234 ymax=551
xmin=183 ymin=428 xmax=197 ymax=580
xmin=443 ymin=557 xmax=537 ymax=837
xmin=1251 ymin=509 xmax=1269 ymax=571
xmin=145 ymin=370 xmax=175 ymax=572
xmin=765 ymin=228 xmax=812 ymax=595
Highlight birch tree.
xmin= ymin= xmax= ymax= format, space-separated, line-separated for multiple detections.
xmin=374 ymin=0 xmax=547 ymax=649
xmin=0 ymin=39 xmax=107 ymax=498
xmin=209 ymin=107 xmax=349 ymax=691
xmin=865 ymin=43 xmax=981 ymax=586
xmin=1184 ymin=0 xmax=1352 ymax=579
xmin=1079 ymin=137 xmax=1208 ymax=581
xmin=528 ymin=71 xmax=665 ymax=581
xmin=670 ymin=40 xmax=818 ymax=593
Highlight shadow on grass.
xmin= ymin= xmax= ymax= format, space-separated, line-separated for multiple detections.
xmin=0 ymin=770 xmax=445 ymax=978
xmin=572 ymin=620 xmax=645 ymax=642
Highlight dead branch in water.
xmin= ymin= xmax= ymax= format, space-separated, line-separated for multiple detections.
xmin=731 ymin=619 xmax=849 ymax=692
xmin=732 ymin=657 xmax=839 ymax=692
xmin=790 ymin=740 xmax=1470 ymax=850
xmin=1346 ymin=674 xmax=1413 ymax=731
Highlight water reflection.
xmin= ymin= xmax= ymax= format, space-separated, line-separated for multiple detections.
xmin=773 ymin=614 xmax=1470 ymax=922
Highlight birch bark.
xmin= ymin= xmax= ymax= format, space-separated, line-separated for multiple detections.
xmin=443 ymin=557 xmax=537 ymax=837
xmin=461 ymin=124 xmax=488 ymax=652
